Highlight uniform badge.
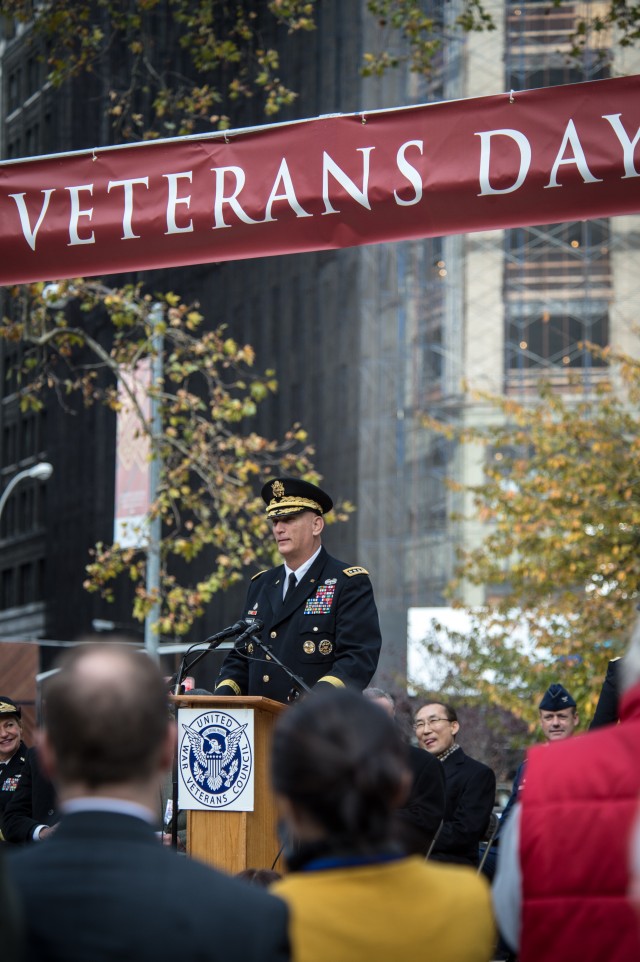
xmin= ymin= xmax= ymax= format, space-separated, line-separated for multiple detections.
xmin=304 ymin=581 xmax=337 ymax=615
xmin=325 ymin=578 xmax=337 ymax=585
xmin=1 ymin=776 xmax=20 ymax=792
xmin=272 ymin=480 xmax=285 ymax=499
xmin=247 ymin=643 xmax=254 ymax=654
xmin=319 ymin=639 xmax=333 ymax=655
xmin=343 ymin=566 xmax=369 ymax=577
xmin=303 ymin=640 xmax=316 ymax=654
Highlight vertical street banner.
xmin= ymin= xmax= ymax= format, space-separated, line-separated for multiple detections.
xmin=113 ymin=359 xmax=151 ymax=549
xmin=1 ymin=74 xmax=640 ymax=285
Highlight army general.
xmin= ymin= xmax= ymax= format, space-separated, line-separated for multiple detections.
xmin=214 ymin=477 xmax=382 ymax=703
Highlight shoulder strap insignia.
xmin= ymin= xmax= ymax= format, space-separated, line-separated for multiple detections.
xmin=343 ymin=566 xmax=369 ymax=577
xmin=251 ymin=569 xmax=268 ymax=581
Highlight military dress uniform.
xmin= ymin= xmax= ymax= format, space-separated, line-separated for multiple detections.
xmin=216 ymin=547 xmax=381 ymax=702
xmin=0 ymin=696 xmax=27 ymax=842
xmin=215 ymin=478 xmax=382 ymax=703
xmin=0 ymin=741 xmax=28 ymax=838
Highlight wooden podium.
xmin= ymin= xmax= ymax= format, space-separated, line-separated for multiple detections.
xmin=172 ymin=694 xmax=285 ymax=874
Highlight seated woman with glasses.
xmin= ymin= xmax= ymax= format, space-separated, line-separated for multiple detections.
xmin=270 ymin=688 xmax=495 ymax=962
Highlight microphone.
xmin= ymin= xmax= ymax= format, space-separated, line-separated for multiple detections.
xmin=234 ymin=618 xmax=264 ymax=648
xmin=201 ymin=619 xmax=253 ymax=647
xmin=173 ymin=618 xmax=262 ymax=695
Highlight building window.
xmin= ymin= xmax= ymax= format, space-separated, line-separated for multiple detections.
xmin=504 ymin=1 xmax=611 ymax=392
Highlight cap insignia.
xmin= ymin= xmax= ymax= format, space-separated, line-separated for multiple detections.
xmin=272 ymin=480 xmax=285 ymax=500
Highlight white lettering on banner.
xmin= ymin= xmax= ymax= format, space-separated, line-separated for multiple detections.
xmin=6 ymin=110 xmax=639 ymax=256
xmin=322 ymin=147 xmax=374 ymax=214
xmin=394 ymin=140 xmax=424 ymax=206
xmin=475 ymin=128 xmax=532 ymax=196
xmin=163 ymin=171 xmax=194 ymax=234
xmin=107 ymin=177 xmax=149 ymax=239
xmin=545 ymin=119 xmax=602 ymax=188
xmin=264 ymin=158 xmax=312 ymax=221
xmin=66 ymin=184 xmax=95 ymax=245
xmin=8 ymin=189 xmax=55 ymax=251
xmin=601 ymin=113 xmax=640 ymax=178
xmin=211 ymin=165 xmax=262 ymax=228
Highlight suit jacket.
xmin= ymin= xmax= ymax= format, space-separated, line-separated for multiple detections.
xmin=7 ymin=809 xmax=290 ymax=962
xmin=430 ymin=746 xmax=496 ymax=867
xmin=2 ymin=747 xmax=57 ymax=844
xmin=393 ymin=745 xmax=446 ymax=855
xmin=215 ymin=547 xmax=382 ymax=703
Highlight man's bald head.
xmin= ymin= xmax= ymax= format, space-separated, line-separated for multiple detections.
xmin=43 ymin=642 xmax=170 ymax=790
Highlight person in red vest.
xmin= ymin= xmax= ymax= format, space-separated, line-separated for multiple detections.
xmin=492 ymin=618 xmax=640 ymax=962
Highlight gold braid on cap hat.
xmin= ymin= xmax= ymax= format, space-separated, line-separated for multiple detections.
xmin=266 ymin=496 xmax=323 ymax=515
xmin=0 ymin=701 xmax=17 ymax=714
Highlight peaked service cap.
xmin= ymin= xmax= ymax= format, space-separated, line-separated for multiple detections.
xmin=262 ymin=477 xmax=333 ymax=520
xmin=0 ymin=696 xmax=21 ymax=719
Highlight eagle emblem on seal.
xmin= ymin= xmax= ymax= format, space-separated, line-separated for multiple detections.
xmin=182 ymin=721 xmax=247 ymax=793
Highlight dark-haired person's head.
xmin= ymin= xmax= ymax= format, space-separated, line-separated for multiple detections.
xmin=271 ymin=688 xmax=411 ymax=856
xmin=413 ymin=701 xmax=459 ymax=756
xmin=40 ymin=641 xmax=172 ymax=795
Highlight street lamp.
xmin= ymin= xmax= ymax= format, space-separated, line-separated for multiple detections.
xmin=0 ymin=462 xmax=54 ymax=527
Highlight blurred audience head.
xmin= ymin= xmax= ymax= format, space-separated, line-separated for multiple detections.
xmin=271 ymin=688 xmax=410 ymax=855
xmin=41 ymin=641 xmax=172 ymax=792
xmin=623 ymin=619 xmax=640 ymax=695
xmin=363 ymin=687 xmax=395 ymax=718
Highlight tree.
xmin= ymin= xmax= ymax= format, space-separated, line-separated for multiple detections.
xmin=2 ymin=0 xmax=317 ymax=138
xmin=415 ymin=348 xmax=640 ymax=724
xmin=362 ymin=0 xmax=640 ymax=79
xmin=1 ymin=279 xmax=352 ymax=637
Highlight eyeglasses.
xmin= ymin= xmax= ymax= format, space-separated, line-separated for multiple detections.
xmin=414 ymin=716 xmax=451 ymax=730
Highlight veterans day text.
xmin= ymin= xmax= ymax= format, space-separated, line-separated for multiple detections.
xmin=1 ymin=74 xmax=639 ymax=284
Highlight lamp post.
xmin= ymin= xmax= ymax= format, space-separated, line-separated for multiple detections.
xmin=0 ymin=462 xmax=54 ymax=528
xmin=144 ymin=304 xmax=164 ymax=661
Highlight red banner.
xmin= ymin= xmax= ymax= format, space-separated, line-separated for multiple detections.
xmin=1 ymin=74 xmax=640 ymax=285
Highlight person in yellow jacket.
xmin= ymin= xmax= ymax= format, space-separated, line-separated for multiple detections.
xmin=271 ymin=687 xmax=496 ymax=962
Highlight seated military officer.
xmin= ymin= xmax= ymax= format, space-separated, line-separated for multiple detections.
xmin=215 ymin=477 xmax=382 ymax=703
xmin=0 ymin=697 xmax=28 ymax=838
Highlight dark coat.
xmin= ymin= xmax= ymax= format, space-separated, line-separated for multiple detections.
xmin=590 ymin=657 xmax=622 ymax=729
xmin=430 ymin=746 xmax=496 ymax=867
xmin=215 ymin=547 xmax=382 ymax=703
xmin=7 ymin=810 xmax=290 ymax=962
xmin=393 ymin=745 xmax=446 ymax=855
xmin=0 ymin=741 xmax=28 ymax=827
xmin=1 ymin=747 xmax=57 ymax=844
